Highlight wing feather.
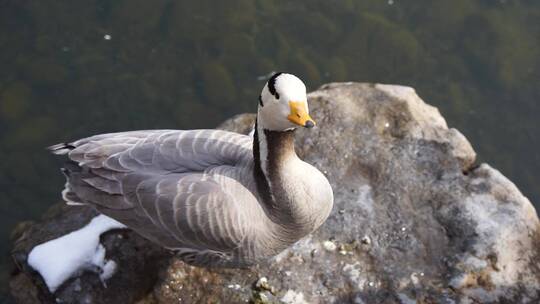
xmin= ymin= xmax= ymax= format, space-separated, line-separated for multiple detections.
xmin=59 ymin=129 xmax=255 ymax=259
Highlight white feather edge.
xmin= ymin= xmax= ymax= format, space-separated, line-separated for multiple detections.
xmin=48 ymin=143 xmax=72 ymax=155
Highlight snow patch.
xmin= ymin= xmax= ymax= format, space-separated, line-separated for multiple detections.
xmin=27 ymin=215 xmax=126 ymax=292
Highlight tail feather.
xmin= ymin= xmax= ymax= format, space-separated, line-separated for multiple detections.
xmin=48 ymin=143 xmax=76 ymax=155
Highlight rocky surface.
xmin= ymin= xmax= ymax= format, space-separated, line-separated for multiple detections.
xmin=9 ymin=83 xmax=540 ymax=303
xmin=9 ymin=204 xmax=171 ymax=304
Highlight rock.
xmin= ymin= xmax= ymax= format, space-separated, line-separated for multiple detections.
xmin=9 ymin=83 xmax=540 ymax=303
xmin=9 ymin=204 xmax=171 ymax=304
xmin=216 ymin=113 xmax=257 ymax=135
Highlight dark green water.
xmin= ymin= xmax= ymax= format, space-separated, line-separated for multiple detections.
xmin=1 ymin=0 xmax=539 ymax=298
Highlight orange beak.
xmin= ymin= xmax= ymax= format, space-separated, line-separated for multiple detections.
xmin=287 ymin=101 xmax=316 ymax=128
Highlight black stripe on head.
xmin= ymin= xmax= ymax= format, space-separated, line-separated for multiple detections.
xmin=268 ymin=72 xmax=283 ymax=99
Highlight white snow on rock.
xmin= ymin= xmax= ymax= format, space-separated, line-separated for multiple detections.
xmin=27 ymin=214 xmax=126 ymax=292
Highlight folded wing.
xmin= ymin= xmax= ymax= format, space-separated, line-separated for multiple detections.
xmin=53 ymin=129 xmax=256 ymax=265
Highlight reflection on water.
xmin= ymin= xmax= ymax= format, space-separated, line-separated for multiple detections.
xmin=1 ymin=0 xmax=539 ymax=298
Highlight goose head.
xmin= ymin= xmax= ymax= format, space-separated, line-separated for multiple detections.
xmin=257 ymin=73 xmax=315 ymax=131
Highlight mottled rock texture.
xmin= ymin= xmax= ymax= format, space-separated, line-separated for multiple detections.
xmin=9 ymin=83 xmax=540 ymax=303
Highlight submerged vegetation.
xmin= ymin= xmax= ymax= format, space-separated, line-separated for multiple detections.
xmin=0 ymin=0 xmax=539 ymax=297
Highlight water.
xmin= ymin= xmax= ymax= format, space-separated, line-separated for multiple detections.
xmin=1 ymin=0 xmax=539 ymax=298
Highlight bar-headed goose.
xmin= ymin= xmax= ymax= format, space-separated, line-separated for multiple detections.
xmin=49 ymin=72 xmax=333 ymax=267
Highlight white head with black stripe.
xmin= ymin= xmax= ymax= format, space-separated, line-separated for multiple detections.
xmin=257 ymin=72 xmax=315 ymax=131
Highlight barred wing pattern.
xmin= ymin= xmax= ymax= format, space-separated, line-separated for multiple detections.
xmin=56 ymin=129 xmax=259 ymax=266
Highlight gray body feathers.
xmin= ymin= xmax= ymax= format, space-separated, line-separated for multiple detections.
xmin=52 ymin=129 xmax=333 ymax=267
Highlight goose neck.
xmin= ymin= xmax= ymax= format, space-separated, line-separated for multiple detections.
xmin=253 ymin=120 xmax=311 ymax=235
